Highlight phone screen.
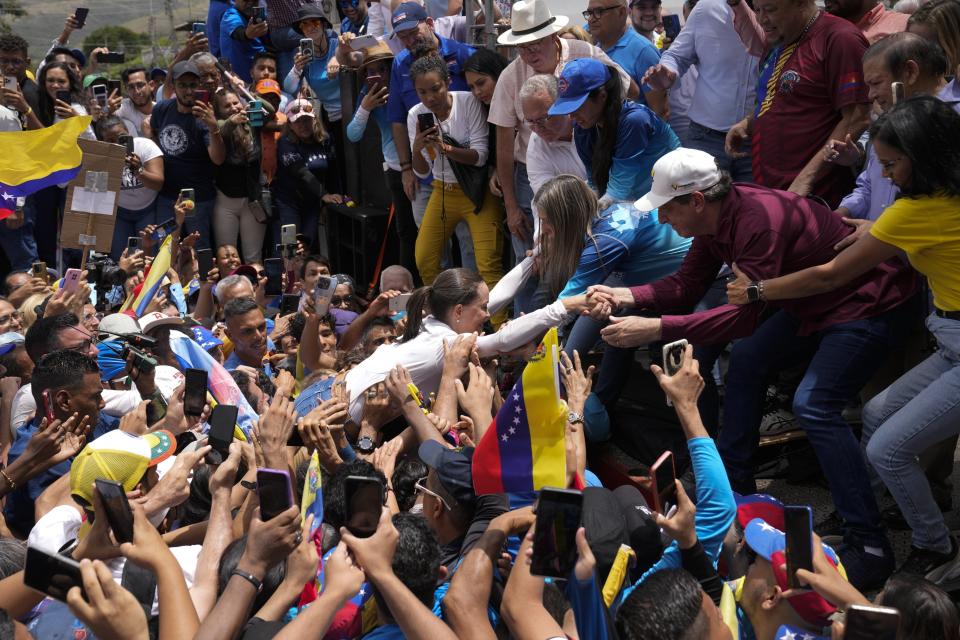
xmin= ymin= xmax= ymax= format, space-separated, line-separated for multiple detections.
xmin=531 ymin=488 xmax=583 ymax=578
xmin=257 ymin=469 xmax=294 ymax=520
xmin=206 ymin=404 xmax=238 ymax=464
xmin=95 ymin=478 xmax=134 ymax=544
xmin=119 ymin=134 xmax=134 ymax=154
xmin=417 ymin=112 xmax=435 ymax=132
xmin=192 ymin=22 xmax=206 ymax=34
xmin=196 ymin=248 xmax=213 ymax=279
xmin=844 ymin=605 xmax=900 ymax=640
xmin=280 ymin=293 xmax=300 ymax=315
xmin=784 ymin=505 xmax=813 ymax=589
xmin=264 ymin=258 xmax=283 ymax=297
xmin=127 ymin=236 xmax=140 ymax=251
xmin=184 ymin=368 xmax=208 ymax=416
xmin=344 ymin=476 xmax=385 ymax=538
xmin=651 ymin=451 xmax=677 ymax=515
xmin=25 ymin=546 xmax=85 ymax=602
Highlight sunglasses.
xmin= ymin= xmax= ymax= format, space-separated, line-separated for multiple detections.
xmin=414 ymin=479 xmax=451 ymax=511
xmin=331 ymin=295 xmax=352 ymax=306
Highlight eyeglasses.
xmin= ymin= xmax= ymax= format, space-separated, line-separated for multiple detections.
xmin=330 ymin=295 xmax=352 ymax=306
xmin=583 ymin=5 xmax=622 ymax=20
xmin=517 ymin=37 xmax=552 ymax=53
xmin=414 ymin=480 xmax=451 ymax=511
xmin=524 ymin=114 xmax=551 ymax=128
xmin=0 ymin=311 xmax=22 ymax=326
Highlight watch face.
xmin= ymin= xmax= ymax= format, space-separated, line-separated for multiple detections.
xmin=747 ymin=285 xmax=759 ymax=302
xmin=358 ymin=436 xmax=375 ymax=453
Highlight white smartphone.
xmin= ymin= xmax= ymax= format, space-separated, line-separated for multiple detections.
xmin=349 ymin=34 xmax=379 ymax=50
xmin=62 ymin=268 xmax=82 ymax=294
xmin=281 ymin=224 xmax=296 ymax=247
xmin=3 ymin=76 xmax=17 ymax=92
xmin=662 ymin=339 xmax=688 ymax=376
xmin=314 ymin=275 xmax=338 ymax=316
xmin=389 ymin=293 xmax=411 ymax=313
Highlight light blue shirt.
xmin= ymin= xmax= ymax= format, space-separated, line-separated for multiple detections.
xmin=282 ymin=30 xmax=342 ymax=121
xmin=602 ymin=28 xmax=661 ymax=104
xmin=347 ymin=95 xmax=400 ymax=170
xmin=659 ymin=0 xmax=758 ymax=132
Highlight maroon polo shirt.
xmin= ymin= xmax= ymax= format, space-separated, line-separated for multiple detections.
xmin=629 ymin=184 xmax=917 ymax=344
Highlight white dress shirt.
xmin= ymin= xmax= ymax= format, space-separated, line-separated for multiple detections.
xmin=659 ymin=0 xmax=758 ymax=132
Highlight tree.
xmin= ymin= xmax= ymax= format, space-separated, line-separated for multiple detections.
xmin=81 ymin=25 xmax=151 ymax=57
xmin=0 ymin=0 xmax=26 ymax=33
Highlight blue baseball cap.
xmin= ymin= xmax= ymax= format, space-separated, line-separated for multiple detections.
xmin=0 ymin=332 xmax=24 ymax=357
xmin=548 ymin=58 xmax=612 ymax=116
xmin=392 ymin=2 xmax=428 ymax=32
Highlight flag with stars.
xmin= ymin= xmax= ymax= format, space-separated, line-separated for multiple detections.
xmin=472 ymin=327 xmax=567 ymax=495
xmin=0 ymin=117 xmax=91 ymax=217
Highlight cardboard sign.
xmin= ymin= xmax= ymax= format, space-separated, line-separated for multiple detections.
xmin=61 ymin=138 xmax=125 ymax=253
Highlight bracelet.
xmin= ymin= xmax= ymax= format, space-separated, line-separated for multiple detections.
xmin=230 ymin=569 xmax=263 ymax=593
xmin=0 ymin=469 xmax=16 ymax=490
xmin=400 ymin=161 xmax=412 ymax=169
xmin=23 ymin=106 xmax=32 ymax=117
xmin=757 ymin=280 xmax=765 ymax=301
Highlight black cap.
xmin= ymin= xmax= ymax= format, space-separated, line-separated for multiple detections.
xmin=172 ymin=60 xmax=201 ymax=80
xmin=418 ymin=440 xmax=476 ymax=507
xmin=614 ymin=484 xmax=664 ymax=576
xmin=581 ymin=487 xmax=630 ymax=584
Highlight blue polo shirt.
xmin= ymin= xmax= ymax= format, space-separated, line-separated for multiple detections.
xmin=386 ymin=35 xmax=475 ymax=124
xmin=283 ymin=30 xmax=343 ymax=121
xmin=219 ymin=7 xmax=267 ymax=84
xmin=574 ymin=100 xmax=680 ymax=202
xmin=341 ymin=14 xmax=369 ymax=34
xmin=603 ymin=28 xmax=660 ymax=104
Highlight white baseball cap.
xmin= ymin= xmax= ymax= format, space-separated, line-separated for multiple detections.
xmin=634 ymin=148 xmax=722 ymax=212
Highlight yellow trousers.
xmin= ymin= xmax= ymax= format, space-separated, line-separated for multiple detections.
xmin=415 ymin=181 xmax=504 ymax=292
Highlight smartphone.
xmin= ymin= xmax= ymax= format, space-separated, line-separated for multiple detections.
xmin=314 ymin=275 xmax=338 ymax=315
xmin=118 ymin=134 xmax=135 ymax=154
xmin=349 ymin=34 xmax=379 ymax=50
xmin=417 ymin=112 xmax=435 ymax=133
xmin=891 ymin=81 xmax=905 ymax=105
xmin=32 ymin=261 xmax=48 ymax=283
xmin=194 ymin=88 xmax=210 ymax=104
xmin=3 ymin=76 xmax=18 ymax=92
xmin=205 ymin=403 xmax=238 ymax=464
xmin=42 ymin=389 xmax=56 ymax=423
xmin=365 ymin=73 xmax=382 ymax=90
xmin=96 ymin=51 xmax=125 ymax=64
xmin=179 ymin=187 xmax=195 ymax=203
xmin=344 ymin=475 xmax=385 ymax=538
xmin=389 ymin=292 xmax=411 ymax=313
xmin=62 ymin=268 xmax=82 ymax=294
xmin=95 ymin=478 xmax=134 ymax=544
xmin=56 ymin=89 xmax=71 ymax=104
xmin=650 ymin=450 xmax=677 ymax=515
xmin=246 ymin=99 xmax=264 ymax=127
xmin=257 ymin=468 xmax=294 ymax=521
xmin=196 ymin=247 xmax=213 ymax=278
xmin=152 ymin=217 xmax=178 ymax=241
xmin=74 ymin=7 xmax=89 ymax=28
xmin=281 ymin=223 xmax=297 ymax=247
xmin=279 ymin=293 xmax=300 ymax=315
xmin=127 ymin=236 xmax=140 ymax=252
xmin=531 ymin=487 xmax=583 ymax=578
xmin=264 ymin=258 xmax=283 ymax=297
xmin=108 ymin=78 xmax=122 ymax=95
xmin=252 ymin=5 xmax=266 ymax=22
xmin=662 ymin=14 xmax=681 ymax=40
xmin=844 ymin=604 xmax=901 ymax=640
xmin=299 ymin=38 xmax=315 ymax=62
xmin=662 ymin=339 xmax=688 ymax=376
xmin=783 ymin=505 xmax=813 ymax=589
xmin=24 ymin=546 xmax=84 ymax=602
xmin=91 ymin=83 xmax=108 ymax=108
xmin=192 ymin=21 xmax=206 ymax=35
xmin=183 ymin=368 xmax=208 ymax=416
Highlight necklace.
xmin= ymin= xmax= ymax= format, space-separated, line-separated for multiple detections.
xmin=755 ymin=9 xmax=820 ymax=119
xmin=794 ymin=8 xmax=821 ymax=44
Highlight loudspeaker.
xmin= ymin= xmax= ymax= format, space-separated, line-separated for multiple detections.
xmin=326 ymin=203 xmax=397 ymax=293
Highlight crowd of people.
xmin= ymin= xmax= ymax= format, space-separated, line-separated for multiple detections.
xmin=0 ymin=0 xmax=959 ymax=636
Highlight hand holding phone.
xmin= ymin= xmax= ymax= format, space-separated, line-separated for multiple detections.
xmin=783 ymin=505 xmax=813 ymax=589
xmin=24 ymin=546 xmax=84 ymax=602
xmin=205 ymin=404 xmax=238 ymax=464
xmin=183 ymin=368 xmax=208 ymax=416
xmin=531 ymin=487 xmax=583 ymax=578
xmin=844 ymin=604 xmax=900 ymax=640
xmin=344 ymin=475 xmax=385 ymax=538
xmin=95 ymin=478 xmax=135 ymax=544
xmin=650 ymin=450 xmax=677 ymax=515
xmin=264 ymin=258 xmax=283 ymax=296
xmin=73 ymin=7 xmax=89 ymax=29
xmin=314 ymin=275 xmax=337 ymax=315
xmin=257 ymin=469 xmax=294 ymax=520
xmin=299 ymin=38 xmax=316 ymax=63
xmin=388 ymin=293 xmax=411 ymax=313
xmin=62 ymin=268 xmax=82 ymax=294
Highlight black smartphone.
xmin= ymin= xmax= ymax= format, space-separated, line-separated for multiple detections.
xmin=650 ymin=450 xmax=677 ymax=515
xmin=844 ymin=604 xmax=900 ymax=640
xmin=96 ymin=51 xmax=125 ymax=64
xmin=192 ymin=21 xmax=206 ymax=35
xmin=663 ymin=14 xmax=681 ymax=40
xmin=417 ymin=112 xmax=435 ymax=133
xmin=24 ymin=546 xmax=85 ymax=602
xmin=183 ymin=368 xmax=208 ymax=416
xmin=344 ymin=475 xmax=385 ymax=538
xmin=95 ymin=478 xmax=134 ymax=544
xmin=280 ymin=293 xmax=300 ymax=315
xmin=118 ymin=134 xmax=134 ymax=154
xmin=784 ymin=505 xmax=813 ymax=589
xmin=257 ymin=468 xmax=294 ymax=521
xmin=205 ymin=404 xmax=238 ymax=464
xmin=56 ymin=89 xmax=71 ymax=104
xmin=152 ymin=217 xmax=178 ymax=241
xmin=253 ymin=5 xmax=266 ymax=22
xmin=127 ymin=236 xmax=140 ymax=252
xmin=531 ymin=488 xmax=583 ymax=578
xmin=264 ymin=258 xmax=283 ymax=297
xmin=196 ymin=247 xmax=213 ymax=279
xmin=108 ymin=78 xmax=122 ymax=95
xmin=74 ymin=7 xmax=89 ymax=28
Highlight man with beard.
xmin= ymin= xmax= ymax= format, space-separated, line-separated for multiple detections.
xmin=117 ymin=67 xmax=156 ymax=137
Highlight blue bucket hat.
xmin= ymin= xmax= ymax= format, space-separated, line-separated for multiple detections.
xmin=548 ymin=58 xmax=612 ymax=116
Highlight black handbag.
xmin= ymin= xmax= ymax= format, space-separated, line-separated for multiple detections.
xmin=441 ymin=132 xmax=488 ymax=213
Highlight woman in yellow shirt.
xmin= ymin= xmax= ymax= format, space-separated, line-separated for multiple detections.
xmin=726 ymin=96 xmax=960 ymax=584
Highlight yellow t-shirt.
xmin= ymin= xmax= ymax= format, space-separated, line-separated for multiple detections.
xmin=870 ymin=194 xmax=960 ymax=311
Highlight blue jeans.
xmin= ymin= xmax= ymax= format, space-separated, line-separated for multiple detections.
xmin=721 ymin=304 xmax=913 ymax=546
xmin=205 ymin=0 xmax=230 ymax=58
xmin=684 ymin=121 xmax=753 ymax=183
xmin=156 ymin=194 xmax=213 ymax=250
xmin=110 ymin=201 xmax=157 ymax=260
xmin=0 ymin=211 xmax=38 ymax=272
xmin=275 ymin=198 xmax=320 ymax=255
xmin=863 ymin=312 xmax=960 ymax=553
xmin=511 ymin=162 xmax=539 ymax=315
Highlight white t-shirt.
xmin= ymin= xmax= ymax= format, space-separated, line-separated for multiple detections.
xmin=0 ymin=105 xmax=22 ymax=132
xmin=116 ymin=98 xmax=152 ymax=137
xmin=407 ymin=91 xmax=488 ymax=184
xmin=119 ymin=136 xmax=163 ymax=211
xmin=525 ymin=132 xmax=587 ymax=198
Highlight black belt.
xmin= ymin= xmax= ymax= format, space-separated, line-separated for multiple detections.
xmin=690 ymin=120 xmax=729 ymax=138
xmin=935 ymin=308 xmax=960 ymax=320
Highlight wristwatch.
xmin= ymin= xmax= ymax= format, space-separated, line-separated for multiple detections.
xmin=746 ymin=280 xmax=764 ymax=303
xmin=567 ymin=410 xmax=584 ymax=425
xmin=357 ymin=435 xmax=376 ymax=455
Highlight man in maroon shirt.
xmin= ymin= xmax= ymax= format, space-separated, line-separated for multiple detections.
xmin=588 ymin=148 xmax=918 ymax=590
xmin=724 ymin=0 xmax=873 ymax=208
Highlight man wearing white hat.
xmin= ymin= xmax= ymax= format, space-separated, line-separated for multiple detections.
xmin=489 ymin=0 xmax=638 ymax=314
xmin=586 ymin=147 xmax=919 ymax=591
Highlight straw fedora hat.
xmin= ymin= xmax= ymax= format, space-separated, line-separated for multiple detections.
xmin=497 ymin=0 xmax=569 ymax=46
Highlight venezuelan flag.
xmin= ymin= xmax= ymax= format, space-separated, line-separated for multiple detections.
xmin=0 ymin=117 xmax=91 ymax=199
xmin=472 ymin=328 xmax=567 ymax=495
xmin=300 ymin=451 xmax=323 ymax=536
xmin=120 ymin=234 xmax=173 ymax=316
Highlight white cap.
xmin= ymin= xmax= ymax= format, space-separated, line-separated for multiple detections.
xmin=138 ymin=312 xmax=184 ymax=335
xmin=634 ymin=148 xmax=722 ymax=212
